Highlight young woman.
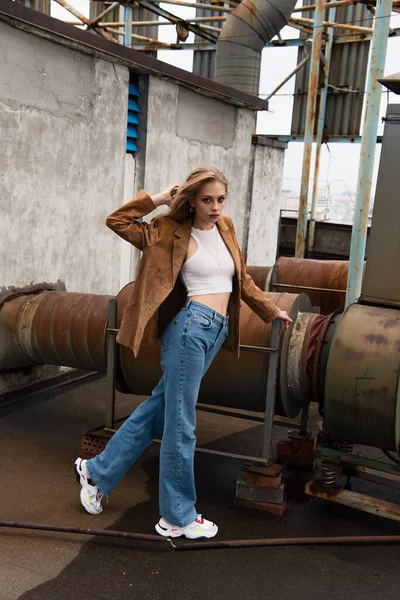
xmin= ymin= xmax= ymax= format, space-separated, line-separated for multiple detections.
xmin=74 ymin=166 xmax=292 ymax=540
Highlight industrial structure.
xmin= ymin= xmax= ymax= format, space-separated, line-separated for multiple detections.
xmin=2 ymin=0 xmax=400 ymax=528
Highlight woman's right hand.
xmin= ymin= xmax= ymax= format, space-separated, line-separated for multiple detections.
xmin=151 ymin=184 xmax=179 ymax=207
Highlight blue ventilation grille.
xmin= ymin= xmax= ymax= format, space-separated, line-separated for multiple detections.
xmin=127 ymin=79 xmax=140 ymax=153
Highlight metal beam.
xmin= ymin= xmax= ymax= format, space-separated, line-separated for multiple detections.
xmin=89 ymin=2 xmax=120 ymax=28
xmin=124 ymin=3 xmax=132 ymax=47
xmin=293 ymin=0 xmax=357 ymax=11
xmin=295 ymin=0 xmax=325 ymax=258
xmin=345 ymin=0 xmax=394 ymax=307
xmin=52 ymin=0 xmax=116 ymax=42
xmin=308 ymin=5 xmax=337 ymax=252
xmin=265 ymin=53 xmax=310 ymax=101
xmin=291 ymin=15 xmax=374 ymax=34
xmin=138 ymin=0 xmax=218 ymax=42
xmin=144 ymin=0 xmax=232 ymax=12
xmin=131 ymin=42 xmax=216 ymax=50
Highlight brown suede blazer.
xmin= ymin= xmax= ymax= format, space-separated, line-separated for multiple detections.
xmin=106 ymin=190 xmax=280 ymax=358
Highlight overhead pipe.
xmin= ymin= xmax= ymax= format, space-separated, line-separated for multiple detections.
xmin=214 ymin=0 xmax=298 ymax=95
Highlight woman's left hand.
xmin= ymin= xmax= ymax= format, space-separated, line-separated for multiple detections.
xmin=152 ymin=184 xmax=180 ymax=208
xmin=277 ymin=310 xmax=292 ymax=329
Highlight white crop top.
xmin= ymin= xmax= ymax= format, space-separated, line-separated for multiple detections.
xmin=179 ymin=226 xmax=236 ymax=296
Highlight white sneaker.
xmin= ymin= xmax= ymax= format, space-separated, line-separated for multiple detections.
xmin=155 ymin=515 xmax=218 ymax=539
xmin=74 ymin=458 xmax=103 ymax=515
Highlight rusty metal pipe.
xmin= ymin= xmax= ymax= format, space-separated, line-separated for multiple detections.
xmin=0 ymin=291 xmax=112 ymax=372
xmin=244 ymin=266 xmax=273 ymax=291
xmin=117 ymin=287 xmax=313 ymax=418
xmin=324 ymin=303 xmax=400 ymax=451
xmin=0 ymin=283 xmax=312 ymax=417
xmin=0 ymin=520 xmax=168 ymax=544
xmin=271 ymin=257 xmax=366 ymax=314
xmin=178 ymin=534 xmax=400 ymax=551
xmin=2 ymin=520 xmax=400 ymax=551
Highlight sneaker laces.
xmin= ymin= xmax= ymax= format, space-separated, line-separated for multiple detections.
xmin=195 ymin=515 xmax=204 ymax=524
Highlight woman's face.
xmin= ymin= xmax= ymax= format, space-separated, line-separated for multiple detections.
xmin=191 ymin=180 xmax=227 ymax=229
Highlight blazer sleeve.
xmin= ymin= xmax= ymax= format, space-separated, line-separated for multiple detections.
xmin=239 ymin=250 xmax=281 ymax=322
xmin=105 ymin=190 xmax=160 ymax=250
xmin=227 ymin=217 xmax=281 ymax=323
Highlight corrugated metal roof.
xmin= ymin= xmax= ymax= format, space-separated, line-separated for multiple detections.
xmin=193 ymin=0 xmax=224 ymax=79
xmin=291 ymin=0 xmax=371 ymax=138
xmin=379 ymin=71 xmax=400 ymax=94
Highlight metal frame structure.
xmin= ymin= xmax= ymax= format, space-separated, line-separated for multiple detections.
xmin=20 ymin=0 xmax=400 ymax=274
xmin=103 ymin=299 xmax=283 ymax=466
xmin=39 ymin=0 xmax=400 ymax=51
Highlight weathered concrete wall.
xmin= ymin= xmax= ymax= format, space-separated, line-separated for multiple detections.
xmin=143 ymin=77 xmax=255 ymax=247
xmin=0 ymin=22 xmax=129 ymax=296
xmin=246 ymin=141 xmax=286 ymax=266
xmin=0 ymin=20 xmax=286 ymax=395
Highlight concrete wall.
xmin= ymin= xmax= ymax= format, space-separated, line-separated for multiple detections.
xmin=0 ymin=20 xmax=286 ymax=394
xmin=0 ymin=22 xmax=129 ymax=296
xmin=246 ymin=141 xmax=286 ymax=266
xmin=143 ymin=78 xmax=256 ymax=248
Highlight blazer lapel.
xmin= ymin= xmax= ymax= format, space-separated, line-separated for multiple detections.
xmin=172 ymin=220 xmax=192 ymax=283
xmin=217 ymin=219 xmax=241 ymax=280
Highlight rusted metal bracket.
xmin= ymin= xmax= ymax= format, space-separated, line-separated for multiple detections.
xmin=86 ymin=318 xmax=283 ymax=466
xmin=105 ymin=299 xmax=118 ymax=429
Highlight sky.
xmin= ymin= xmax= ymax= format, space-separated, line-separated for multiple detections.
xmin=51 ymin=0 xmax=400 ymax=201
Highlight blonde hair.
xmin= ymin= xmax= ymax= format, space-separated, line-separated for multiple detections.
xmin=159 ymin=166 xmax=228 ymax=223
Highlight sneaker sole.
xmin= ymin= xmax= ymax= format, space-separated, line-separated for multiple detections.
xmin=74 ymin=460 xmax=103 ymax=516
xmin=155 ymin=523 xmax=183 ymax=538
xmin=80 ymin=488 xmax=103 ymax=515
xmin=155 ymin=523 xmax=218 ymax=540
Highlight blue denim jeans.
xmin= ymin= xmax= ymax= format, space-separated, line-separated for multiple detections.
xmin=86 ymin=300 xmax=229 ymax=527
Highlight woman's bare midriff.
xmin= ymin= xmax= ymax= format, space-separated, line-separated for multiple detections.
xmin=187 ymin=292 xmax=231 ymax=316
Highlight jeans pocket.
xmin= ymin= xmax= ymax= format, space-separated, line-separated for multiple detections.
xmin=191 ymin=313 xmax=213 ymax=329
xmin=161 ymin=318 xmax=179 ymax=352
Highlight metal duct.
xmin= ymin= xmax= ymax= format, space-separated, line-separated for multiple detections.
xmin=214 ymin=0 xmax=297 ymax=95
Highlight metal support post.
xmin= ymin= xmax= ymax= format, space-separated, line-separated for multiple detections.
xmin=261 ymin=318 xmax=281 ymax=461
xmin=345 ymin=0 xmax=393 ymax=307
xmin=295 ymin=0 xmax=325 ymax=258
xmin=105 ymin=299 xmax=118 ymax=430
xmin=308 ymin=5 xmax=336 ymax=252
xmin=124 ymin=3 xmax=133 ymax=47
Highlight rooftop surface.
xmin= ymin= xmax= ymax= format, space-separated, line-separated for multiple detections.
xmin=1 ymin=375 xmax=400 ymax=600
